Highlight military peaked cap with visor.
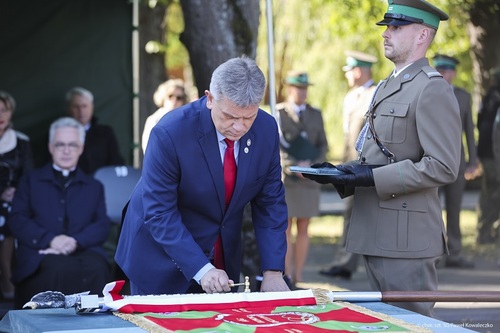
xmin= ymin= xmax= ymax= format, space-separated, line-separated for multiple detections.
xmin=433 ymin=54 xmax=459 ymax=70
xmin=376 ymin=0 xmax=448 ymax=29
xmin=342 ymin=51 xmax=378 ymax=72
xmin=285 ymin=71 xmax=313 ymax=87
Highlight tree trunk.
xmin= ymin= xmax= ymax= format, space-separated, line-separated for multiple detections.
xmin=179 ymin=0 xmax=260 ymax=97
xmin=467 ymin=1 xmax=500 ymax=108
xmin=138 ymin=2 xmax=168 ymax=162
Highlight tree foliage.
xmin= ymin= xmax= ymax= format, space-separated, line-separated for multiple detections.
xmin=155 ymin=0 xmax=499 ymax=160
xmin=255 ymin=0 xmax=498 ymax=160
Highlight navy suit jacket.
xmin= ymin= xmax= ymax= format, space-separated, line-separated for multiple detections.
xmin=115 ymin=96 xmax=288 ymax=294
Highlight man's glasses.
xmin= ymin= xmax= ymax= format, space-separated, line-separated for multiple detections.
xmin=53 ymin=142 xmax=80 ymax=152
xmin=0 ymin=108 xmax=12 ymax=114
xmin=169 ymin=94 xmax=185 ymax=101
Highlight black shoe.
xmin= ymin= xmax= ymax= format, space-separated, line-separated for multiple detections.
xmin=283 ymin=275 xmax=298 ymax=290
xmin=445 ymin=256 xmax=475 ymax=269
xmin=319 ymin=266 xmax=352 ymax=279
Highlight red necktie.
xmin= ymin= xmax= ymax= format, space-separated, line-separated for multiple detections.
xmin=223 ymin=139 xmax=237 ymax=207
xmin=214 ymin=139 xmax=237 ymax=269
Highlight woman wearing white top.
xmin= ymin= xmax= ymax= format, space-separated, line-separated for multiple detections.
xmin=142 ymin=79 xmax=188 ymax=153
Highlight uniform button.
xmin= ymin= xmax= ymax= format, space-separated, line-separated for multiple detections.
xmin=390 ymin=109 xmax=395 ymax=113
xmin=402 ymin=203 xmax=407 ymax=208
xmin=58 ymin=217 xmax=63 ymax=222
xmin=373 ymin=113 xmax=377 ymax=118
xmin=391 ymin=194 xmax=396 ymax=198
xmin=367 ymin=134 xmax=372 ymax=139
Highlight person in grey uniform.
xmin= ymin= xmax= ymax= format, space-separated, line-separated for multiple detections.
xmin=320 ymin=51 xmax=377 ymax=280
xmin=277 ymin=71 xmax=328 ymax=286
xmin=433 ymin=54 xmax=477 ymax=269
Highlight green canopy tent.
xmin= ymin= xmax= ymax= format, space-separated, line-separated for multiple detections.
xmin=0 ymin=0 xmax=134 ymax=167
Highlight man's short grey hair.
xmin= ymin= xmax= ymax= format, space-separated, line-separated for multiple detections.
xmin=209 ymin=56 xmax=266 ymax=108
xmin=66 ymin=87 xmax=94 ymax=103
xmin=0 ymin=91 xmax=16 ymax=112
xmin=49 ymin=117 xmax=86 ymax=144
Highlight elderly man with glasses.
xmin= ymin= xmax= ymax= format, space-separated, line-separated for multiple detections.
xmin=8 ymin=117 xmax=111 ymax=309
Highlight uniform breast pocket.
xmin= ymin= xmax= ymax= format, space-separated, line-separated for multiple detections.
xmin=376 ymin=102 xmax=409 ymax=144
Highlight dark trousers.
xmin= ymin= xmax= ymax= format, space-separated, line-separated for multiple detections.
xmin=14 ymin=251 xmax=110 ymax=309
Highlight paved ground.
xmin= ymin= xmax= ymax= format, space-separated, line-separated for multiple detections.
xmin=299 ymin=242 xmax=500 ymax=333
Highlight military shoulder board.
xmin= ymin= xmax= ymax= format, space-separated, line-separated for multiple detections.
xmin=422 ymin=66 xmax=443 ymax=79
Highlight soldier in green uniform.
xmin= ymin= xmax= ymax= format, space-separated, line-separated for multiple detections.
xmin=302 ymin=0 xmax=461 ymax=317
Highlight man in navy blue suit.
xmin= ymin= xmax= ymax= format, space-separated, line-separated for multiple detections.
xmin=116 ymin=57 xmax=290 ymax=295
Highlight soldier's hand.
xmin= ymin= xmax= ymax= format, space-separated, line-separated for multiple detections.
xmin=334 ymin=164 xmax=375 ymax=186
xmin=301 ymin=162 xmax=339 ymax=184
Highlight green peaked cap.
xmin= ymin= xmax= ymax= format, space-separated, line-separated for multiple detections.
xmin=377 ymin=0 xmax=448 ymax=29
xmin=433 ymin=54 xmax=459 ymax=70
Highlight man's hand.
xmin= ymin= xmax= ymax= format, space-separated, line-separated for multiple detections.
xmin=260 ymin=270 xmax=290 ymax=292
xmin=46 ymin=235 xmax=77 ymax=255
xmin=200 ymin=268 xmax=233 ymax=294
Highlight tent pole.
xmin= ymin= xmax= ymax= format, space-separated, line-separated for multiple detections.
xmin=132 ymin=0 xmax=140 ymax=168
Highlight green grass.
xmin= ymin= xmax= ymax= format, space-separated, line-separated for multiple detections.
xmin=307 ymin=210 xmax=498 ymax=259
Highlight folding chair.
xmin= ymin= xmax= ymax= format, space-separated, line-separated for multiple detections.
xmin=94 ymin=165 xmax=141 ymax=278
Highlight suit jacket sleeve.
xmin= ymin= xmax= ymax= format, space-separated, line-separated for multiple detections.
xmin=250 ymin=124 xmax=288 ymax=273
xmin=9 ymin=173 xmax=56 ymax=249
xmin=141 ymin=125 xmax=210 ymax=279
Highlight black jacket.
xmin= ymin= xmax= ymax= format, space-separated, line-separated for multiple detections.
xmin=78 ymin=117 xmax=125 ymax=174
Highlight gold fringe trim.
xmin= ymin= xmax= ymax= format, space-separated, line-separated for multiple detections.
xmin=312 ymin=288 xmax=333 ymax=304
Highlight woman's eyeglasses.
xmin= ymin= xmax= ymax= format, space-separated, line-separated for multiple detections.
xmin=169 ymin=94 xmax=185 ymax=101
